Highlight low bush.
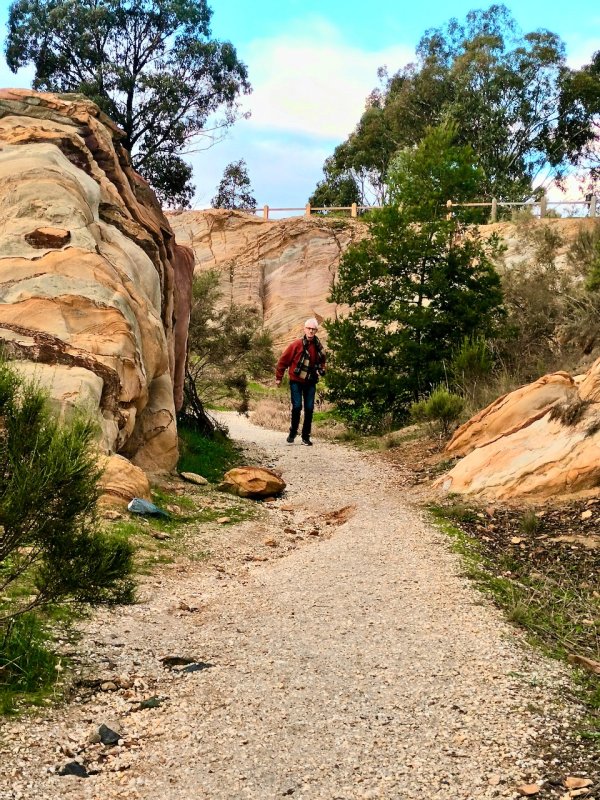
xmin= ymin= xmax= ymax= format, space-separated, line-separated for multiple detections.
xmin=410 ymin=387 xmax=465 ymax=437
xmin=0 ymin=613 xmax=60 ymax=714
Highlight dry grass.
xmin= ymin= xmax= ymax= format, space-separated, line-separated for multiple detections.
xmin=250 ymin=393 xmax=349 ymax=440
xmin=250 ymin=394 xmax=290 ymax=432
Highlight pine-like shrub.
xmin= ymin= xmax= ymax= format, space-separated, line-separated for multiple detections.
xmin=0 ymin=359 xmax=134 ymax=631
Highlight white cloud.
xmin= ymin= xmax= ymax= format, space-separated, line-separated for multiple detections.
xmin=242 ymin=16 xmax=414 ymax=140
xmin=565 ymin=35 xmax=600 ymax=68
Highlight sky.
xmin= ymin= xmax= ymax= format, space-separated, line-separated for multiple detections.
xmin=0 ymin=0 xmax=599 ymax=212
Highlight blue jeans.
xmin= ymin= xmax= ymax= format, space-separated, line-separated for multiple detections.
xmin=289 ymin=381 xmax=316 ymax=439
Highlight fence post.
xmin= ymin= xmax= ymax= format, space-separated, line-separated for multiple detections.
xmin=590 ymin=196 xmax=597 ymax=218
xmin=263 ymin=204 xmax=269 ymax=220
xmin=539 ymin=194 xmax=547 ymax=218
xmin=446 ymin=199 xmax=452 ymax=220
xmin=490 ymin=198 xmax=497 ymax=223
xmin=351 ymin=202 xmax=357 ymax=218
xmin=305 ymin=203 xmax=311 ymax=218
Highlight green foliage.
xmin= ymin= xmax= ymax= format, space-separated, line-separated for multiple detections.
xmin=493 ymin=222 xmax=590 ymax=379
xmin=584 ymin=229 xmax=600 ymax=292
xmin=325 ymin=206 xmax=504 ymax=430
xmin=410 ymin=387 xmax=465 ymax=437
xmin=558 ymin=49 xmax=600 ymax=185
xmin=309 ymin=155 xmax=361 ymax=209
xmin=5 ymin=0 xmax=251 ymax=207
xmin=212 ymin=159 xmax=256 ymax=211
xmin=0 ymin=359 xmax=134 ymax=711
xmin=568 ymin=226 xmax=600 ymax=275
xmin=450 ymin=336 xmax=494 ymax=407
xmin=311 ymin=6 xmax=599 ymax=205
xmin=177 ymin=423 xmax=243 ymax=482
xmin=0 ymin=613 xmax=59 ymax=714
xmin=387 ymin=124 xmax=486 ymax=222
xmin=0 ymin=361 xmax=134 ymax=628
xmin=182 ymin=271 xmax=275 ymax=429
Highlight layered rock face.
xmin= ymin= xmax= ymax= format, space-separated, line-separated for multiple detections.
xmin=437 ymin=363 xmax=600 ymax=501
xmin=168 ymin=209 xmax=366 ymax=349
xmin=0 ymin=89 xmax=193 ymax=475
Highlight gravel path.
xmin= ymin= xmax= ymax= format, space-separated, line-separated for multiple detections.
xmin=0 ymin=414 xmax=580 ymax=800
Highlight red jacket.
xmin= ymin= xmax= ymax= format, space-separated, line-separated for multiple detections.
xmin=276 ymin=337 xmax=326 ymax=384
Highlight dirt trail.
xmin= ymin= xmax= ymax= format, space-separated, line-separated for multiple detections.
xmin=0 ymin=414 xmax=579 ymax=800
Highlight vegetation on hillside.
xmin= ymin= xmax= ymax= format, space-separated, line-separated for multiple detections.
xmin=180 ymin=270 xmax=275 ymax=434
xmin=325 ymin=207 xmax=505 ymax=432
xmin=323 ymin=129 xmax=506 ymax=432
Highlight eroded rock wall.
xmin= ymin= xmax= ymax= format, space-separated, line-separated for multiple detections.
xmin=168 ymin=209 xmax=367 ymax=349
xmin=436 ymin=364 xmax=600 ymax=501
xmin=0 ymin=89 xmax=193 ymax=474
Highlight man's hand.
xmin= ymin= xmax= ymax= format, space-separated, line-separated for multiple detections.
xmin=275 ymin=379 xmax=281 ymax=387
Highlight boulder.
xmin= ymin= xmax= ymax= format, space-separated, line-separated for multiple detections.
xmin=445 ymin=372 xmax=577 ymax=458
xmin=98 ymin=454 xmax=151 ymax=508
xmin=218 ymin=467 xmax=286 ymax=498
xmin=436 ymin=360 xmax=600 ymax=501
xmin=0 ymin=90 xmax=193 ymax=473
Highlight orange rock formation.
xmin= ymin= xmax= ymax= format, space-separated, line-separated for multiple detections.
xmin=437 ymin=365 xmax=600 ymax=501
xmin=0 ymin=89 xmax=193 ymax=480
xmin=168 ymin=209 xmax=367 ymax=348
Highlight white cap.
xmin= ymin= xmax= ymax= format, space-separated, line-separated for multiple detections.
xmin=304 ymin=318 xmax=319 ymax=329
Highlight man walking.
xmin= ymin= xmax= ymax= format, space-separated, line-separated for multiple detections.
xmin=275 ymin=318 xmax=326 ymax=446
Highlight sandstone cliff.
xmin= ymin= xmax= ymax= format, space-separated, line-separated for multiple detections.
xmin=168 ymin=209 xmax=367 ymax=348
xmin=0 ymin=89 xmax=193 ymax=482
xmin=170 ymin=211 xmax=598 ymax=351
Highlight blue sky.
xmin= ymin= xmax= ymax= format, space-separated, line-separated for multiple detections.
xmin=0 ymin=0 xmax=599 ymax=210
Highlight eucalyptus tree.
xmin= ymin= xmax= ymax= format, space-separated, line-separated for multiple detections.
xmin=212 ymin=159 xmax=257 ymax=211
xmin=5 ymin=0 xmax=251 ymax=207
xmin=311 ymin=5 xmax=599 ymax=204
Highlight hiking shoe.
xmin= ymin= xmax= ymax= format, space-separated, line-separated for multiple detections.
xmin=286 ymin=434 xmax=296 ymax=444
xmin=301 ymin=437 xmax=313 ymax=446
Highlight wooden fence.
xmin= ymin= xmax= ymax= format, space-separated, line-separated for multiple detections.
xmin=254 ymin=197 xmax=598 ymax=221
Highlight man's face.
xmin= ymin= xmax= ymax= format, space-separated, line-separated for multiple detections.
xmin=304 ymin=325 xmax=317 ymax=340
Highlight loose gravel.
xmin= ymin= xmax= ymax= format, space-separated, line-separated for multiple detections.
xmin=0 ymin=414 xmax=583 ymax=800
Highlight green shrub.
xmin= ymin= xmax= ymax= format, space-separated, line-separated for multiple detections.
xmin=0 ymin=613 xmax=59 ymax=714
xmin=0 ymin=360 xmax=134 ymax=627
xmin=0 ymin=359 xmax=135 ymax=710
xmin=182 ymin=271 xmax=276 ymax=432
xmin=451 ymin=336 xmax=493 ymax=405
xmin=411 ymin=387 xmax=465 ymax=437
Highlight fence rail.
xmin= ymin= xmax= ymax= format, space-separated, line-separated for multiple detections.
xmin=253 ymin=197 xmax=598 ymax=221
xmin=258 ymin=203 xmax=376 ymax=219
